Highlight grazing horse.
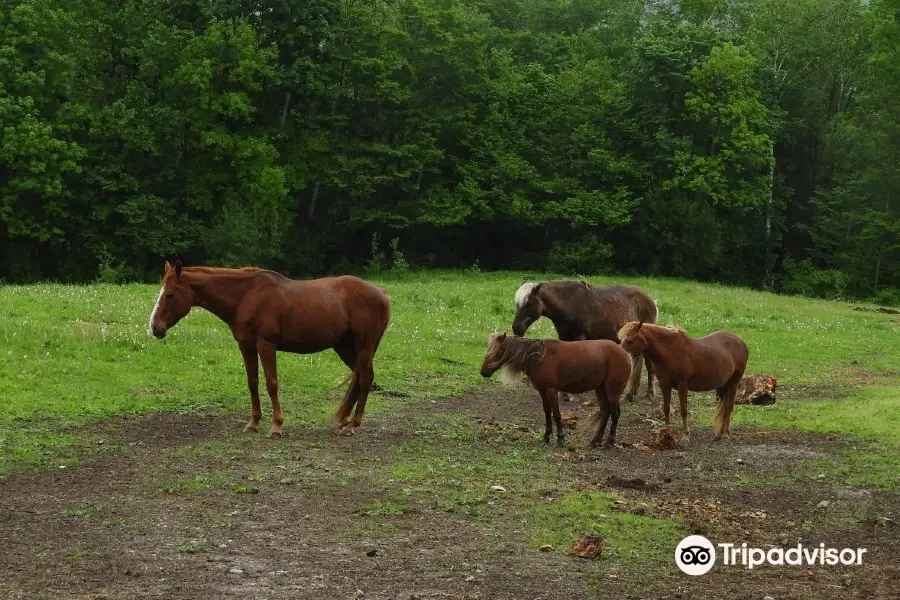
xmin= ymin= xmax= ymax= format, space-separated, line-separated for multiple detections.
xmin=479 ymin=332 xmax=633 ymax=449
xmin=511 ymin=280 xmax=658 ymax=402
xmin=618 ymin=322 xmax=749 ymax=442
xmin=147 ymin=261 xmax=391 ymax=438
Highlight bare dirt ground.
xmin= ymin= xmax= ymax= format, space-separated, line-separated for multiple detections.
xmin=1 ymin=386 xmax=897 ymax=600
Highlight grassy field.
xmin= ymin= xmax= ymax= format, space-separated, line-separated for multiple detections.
xmin=1 ymin=271 xmax=897 ymax=474
xmin=1 ymin=271 xmax=898 ymax=598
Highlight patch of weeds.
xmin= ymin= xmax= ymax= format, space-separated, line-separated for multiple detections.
xmin=232 ymin=485 xmax=259 ymax=494
xmin=63 ymin=504 xmax=94 ymax=518
xmin=526 ymin=491 xmax=685 ymax=571
xmin=160 ymin=470 xmax=227 ymax=494
xmin=435 ymin=490 xmax=494 ymax=521
xmin=261 ymin=447 xmax=290 ymax=460
xmin=808 ymin=448 xmax=900 ymax=490
xmin=361 ymin=500 xmax=406 ymax=517
xmin=179 ymin=539 xmax=205 ymax=554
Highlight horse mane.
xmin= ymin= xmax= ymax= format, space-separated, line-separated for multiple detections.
xmin=514 ymin=282 xmax=538 ymax=309
xmin=515 ymin=279 xmax=593 ymax=309
xmin=497 ymin=335 xmax=547 ymax=376
xmin=618 ymin=321 xmax=685 ymax=340
xmin=185 ymin=266 xmax=264 ymax=275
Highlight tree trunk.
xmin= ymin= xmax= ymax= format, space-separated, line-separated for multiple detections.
xmin=280 ymin=92 xmax=291 ymax=129
xmin=873 ymin=250 xmax=882 ymax=294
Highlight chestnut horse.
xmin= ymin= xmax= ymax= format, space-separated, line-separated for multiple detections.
xmin=511 ymin=280 xmax=658 ymax=403
xmin=479 ymin=332 xmax=632 ymax=449
xmin=618 ymin=322 xmax=749 ymax=442
xmin=147 ymin=261 xmax=391 ymax=438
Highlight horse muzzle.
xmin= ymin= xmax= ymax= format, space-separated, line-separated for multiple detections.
xmin=480 ymin=366 xmax=496 ymax=378
xmin=511 ymin=319 xmax=530 ymax=336
xmin=150 ymin=324 xmax=167 ymax=339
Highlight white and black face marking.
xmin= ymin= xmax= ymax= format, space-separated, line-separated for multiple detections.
xmin=512 ymin=283 xmax=542 ymax=336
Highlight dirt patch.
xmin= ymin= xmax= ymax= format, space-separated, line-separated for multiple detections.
xmin=0 ymin=385 xmax=897 ymax=599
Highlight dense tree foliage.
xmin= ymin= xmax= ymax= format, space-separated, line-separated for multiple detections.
xmin=1 ymin=0 xmax=897 ymax=302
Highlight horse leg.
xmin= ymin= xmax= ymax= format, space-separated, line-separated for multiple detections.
xmin=589 ymin=388 xmax=610 ymax=449
xmin=661 ymin=385 xmax=672 ymax=425
xmin=624 ymin=353 xmax=643 ymax=403
xmin=644 ymin=358 xmax=655 ymax=400
xmin=549 ymin=389 xmax=564 ymax=448
xmin=257 ymin=340 xmax=284 ymax=439
xmin=347 ymin=359 xmax=374 ymax=431
xmin=333 ymin=336 xmax=359 ymax=428
xmin=540 ymin=390 xmax=553 ymax=444
xmin=677 ymin=382 xmax=690 ymax=442
xmin=345 ymin=336 xmax=376 ymax=431
xmin=239 ymin=343 xmax=262 ymax=433
xmin=714 ymin=374 xmax=741 ymax=440
xmin=605 ymin=382 xmax=622 ymax=448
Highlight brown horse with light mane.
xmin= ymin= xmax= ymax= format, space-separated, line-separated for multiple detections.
xmin=618 ymin=321 xmax=749 ymax=442
xmin=479 ymin=332 xmax=633 ymax=449
xmin=511 ymin=280 xmax=658 ymax=403
xmin=147 ymin=261 xmax=390 ymax=438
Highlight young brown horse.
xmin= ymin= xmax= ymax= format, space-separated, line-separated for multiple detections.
xmin=479 ymin=332 xmax=633 ymax=449
xmin=148 ymin=261 xmax=391 ymax=438
xmin=512 ymin=280 xmax=658 ymax=403
xmin=618 ymin=322 xmax=749 ymax=442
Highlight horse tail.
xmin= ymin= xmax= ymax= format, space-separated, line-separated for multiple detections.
xmin=712 ymin=393 xmax=729 ymax=438
xmin=333 ymin=370 xmax=357 ymax=425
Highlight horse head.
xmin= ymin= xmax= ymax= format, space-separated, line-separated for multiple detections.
xmin=512 ymin=283 xmax=543 ymax=336
xmin=148 ymin=260 xmax=193 ymax=339
xmin=619 ymin=321 xmax=646 ymax=355
xmin=479 ymin=332 xmax=507 ymax=377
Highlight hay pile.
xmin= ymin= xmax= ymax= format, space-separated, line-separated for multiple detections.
xmin=569 ymin=535 xmax=603 ymax=559
xmin=649 ymin=424 xmax=681 ymax=450
xmin=735 ymin=375 xmax=777 ymax=405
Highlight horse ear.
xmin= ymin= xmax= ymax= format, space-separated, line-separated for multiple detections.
xmin=164 ymin=260 xmax=172 ymax=272
xmin=636 ymin=321 xmax=643 ymax=331
xmin=499 ymin=332 xmax=507 ymax=340
xmin=175 ymin=260 xmax=183 ymax=280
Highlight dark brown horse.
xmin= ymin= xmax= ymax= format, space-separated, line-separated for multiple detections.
xmin=147 ymin=261 xmax=391 ymax=438
xmin=479 ymin=332 xmax=633 ymax=449
xmin=511 ymin=280 xmax=658 ymax=402
xmin=618 ymin=322 xmax=749 ymax=442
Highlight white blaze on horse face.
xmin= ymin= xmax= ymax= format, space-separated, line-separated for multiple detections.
xmin=515 ymin=282 xmax=537 ymax=309
xmin=148 ymin=286 xmax=164 ymax=335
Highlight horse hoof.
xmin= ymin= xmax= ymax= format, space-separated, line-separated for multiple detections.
xmin=555 ymin=439 xmax=564 ymax=449
xmin=339 ymin=425 xmax=357 ymax=436
xmin=267 ymin=431 xmax=282 ymax=440
xmin=243 ymin=424 xmax=259 ymax=433
xmin=543 ymin=436 xmax=551 ymax=444
xmin=603 ymin=441 xmax=615 ymax=450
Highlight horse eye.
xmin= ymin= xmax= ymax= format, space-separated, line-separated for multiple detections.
xmin=165 ymin=292 xmax=175 ymax=298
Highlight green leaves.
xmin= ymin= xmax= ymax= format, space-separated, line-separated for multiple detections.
xmin=0 ymin=0 xmax=896 ymax=297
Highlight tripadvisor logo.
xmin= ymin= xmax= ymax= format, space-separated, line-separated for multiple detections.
xmin=675 ymin=535 xmax=868 ymax=576
xmin=676 ymin=535 xmax=716 ymax=576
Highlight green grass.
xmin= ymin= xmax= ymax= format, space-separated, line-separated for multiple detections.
xmin=733 ymin=385 xmax=900 ymax=446
xmin=1 ymin=270 xmax=899 ymax=476
xmin=526 ymin=491 xmax=685 ymax=571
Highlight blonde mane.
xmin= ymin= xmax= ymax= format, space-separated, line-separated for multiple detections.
xmin=514 ymin=282 xmax=539 ymax=309
xmin=485 ymin=333 xmax=547 ymax=383
xmin=618 ymin=321 xmax=685 ymax=340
